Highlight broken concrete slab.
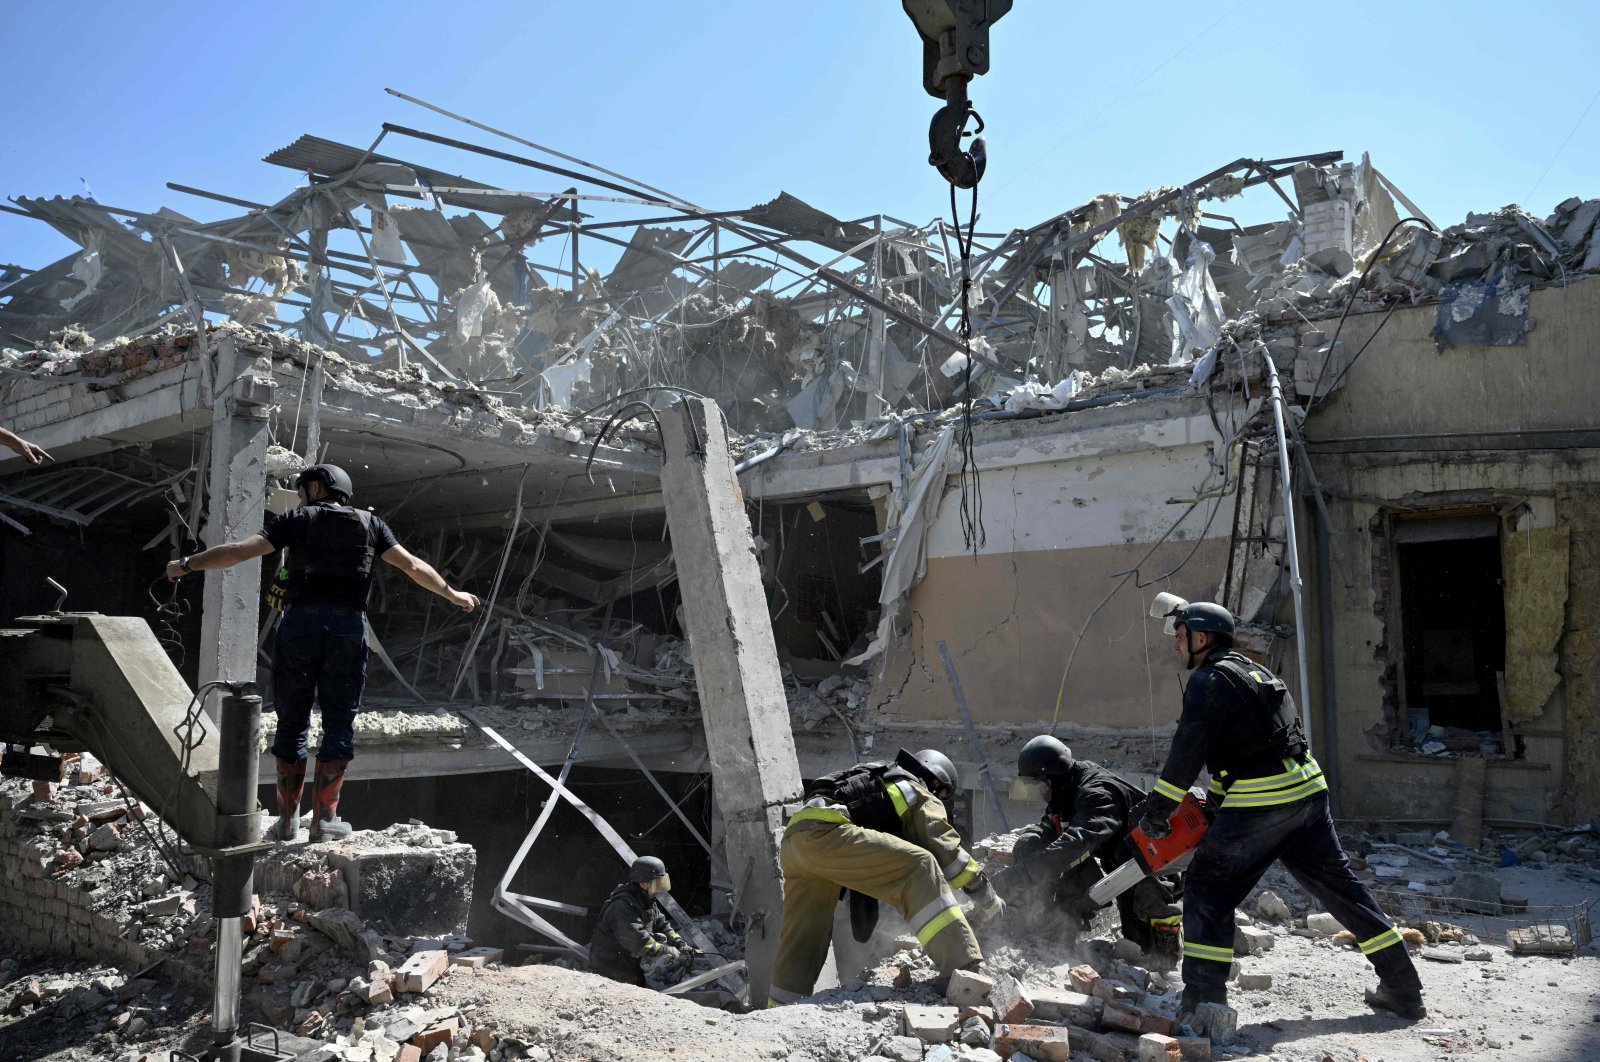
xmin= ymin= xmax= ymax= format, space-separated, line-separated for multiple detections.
xmin=1304 ymin=912 xmax=1344 ymax=936
xmin=945 ymin=968 xmax=995 ymax=1008
xmin=1028 ymin=985 xmax=1101 ymax=1025
xmin=1233 ymin=926 xmax=1274 ymax=955
xmin=396 ymin=950 xmax=449 ymax=994
xmin=903 ymin=1004 xmax=961 ymax=1043
xmin=1192 ymin=1002 xmax=1236 ymax=1045
xmin=1507 ymin=924 xmax=1577 ymax=955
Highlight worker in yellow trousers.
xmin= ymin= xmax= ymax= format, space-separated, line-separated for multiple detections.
xmin=767 ymin=749 xmax=1003 ymax=1005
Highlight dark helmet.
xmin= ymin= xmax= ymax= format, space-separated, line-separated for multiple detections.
xmin=913 ymin=749 xmax=959 ymax=794
xmin=296 ymin=463 xmax=354 ymax=501
xmin=1166 ymin=600 xmax=1235 ymax=639
xmin=1017 ymin=735 xmax=1074 ymax=779
xmin=629 ymin=856 xmax=668 ymax=884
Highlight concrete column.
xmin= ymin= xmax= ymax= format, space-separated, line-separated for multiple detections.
xmin=659 ymin=396 xmax=802 ymax=1007
xmin=199 ymin=336 xmax=273 ymax=690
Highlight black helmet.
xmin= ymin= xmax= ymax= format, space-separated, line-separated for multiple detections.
xmin=914 ymin=749 xmax=959 ymax=794
xmin=1166 ymin=600 xmax=1234 ymax=639
xmin=296 ymin=463 xmax=354 ymax=501
xmin=629 ymin=856 xmax=668 ymax=884
xmin=1017 ymin=735 xmax=1074 ymax=779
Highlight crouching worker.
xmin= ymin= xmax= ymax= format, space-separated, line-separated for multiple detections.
xmin=587 ymin=856 xmax=699 ymax=987
xmin=767 ymin=749 xmax=1004 ymax=1006
xmin=994 ymin=735 xmax=1182 ymax=963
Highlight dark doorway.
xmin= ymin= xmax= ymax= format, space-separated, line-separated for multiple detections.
xmin=1397 ymin=530 xmax=1506 ymax=733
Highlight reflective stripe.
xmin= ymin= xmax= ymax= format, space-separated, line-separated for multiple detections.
xmin=943 ymin=849 xmax=973 ymax=880
xmin=1066 ymin=849 xmax=1093 ymax=870
xmin=1152 ymin=779 xmax=1187 ymax=802
xmin=1219 ymin=773 xmax=1328 ymax=809
xmin=917 ymin=904 xmax=964 ymax=945
xmin=1359 ymin=927 xmax=1403 ymax=955
xmin=767 ymin=985 xmax=804 ymax=1005
xmin=1182 ymin=940 xmax=1234 ymax=963
xmin=1206 ymin=779 xmax=1226 ymax=796
xmin=1217 ymin=756 xmax=1327 ymax=809
xmin=1225 ymin=758 xmax=1318 ymax=793
xmin=1150 ymin=914 xmax=1183 ymax=926
xmin=787 ymin=805 xmax=850 ymax=828
xmin=948 ymin=857 xmax=980 ymax=891
xmin=887 ymin=780 xmax=920 ymax=817
xmin=641 ymin=938 xmax=661 ymax=953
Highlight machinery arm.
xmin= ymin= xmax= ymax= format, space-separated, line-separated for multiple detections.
xmin=902 ymin=0 xmax=1013 ymax=188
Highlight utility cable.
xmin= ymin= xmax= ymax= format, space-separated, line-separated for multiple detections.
xmin=949 ymin=134 xmax=986 ymax=554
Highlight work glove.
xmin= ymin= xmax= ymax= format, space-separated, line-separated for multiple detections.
xmin=992 ymin=856 xmax=1045 ymax=896
xmin=655 ymin=944 xmax=683 ymax=965
xmin=1137 ymin=813 xmax=1172 ymax=840
xmin=965 ymin=875 xmax=1006 ymax=927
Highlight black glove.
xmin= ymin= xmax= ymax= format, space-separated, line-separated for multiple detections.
xmin=1137 ymin=813 xmax=1172 ymax=840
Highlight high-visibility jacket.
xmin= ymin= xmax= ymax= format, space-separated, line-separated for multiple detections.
xmin=1145 ymin=650 xmax=1326 ymax=821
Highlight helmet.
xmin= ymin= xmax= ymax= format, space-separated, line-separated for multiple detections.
xmin=1017 ymin=735 xmax=1074 ymax=779
xmin=912 ymin=749 xmax=958 ymax=794
xmin=629 ymin=856 xmax=668 ymax=884
xmin=296 ymin=464 xmax=354 ymax=501
xmin=1167 ymin=601 xmax=1235 ymax=639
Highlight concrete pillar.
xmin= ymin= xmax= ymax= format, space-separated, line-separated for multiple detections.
xmin=199 ymin=336 xmax=273 ymax=689
xmin=658 ymin=396 xmax=802 ymax=1006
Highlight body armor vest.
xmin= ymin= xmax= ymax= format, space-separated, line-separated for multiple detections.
xmin=286 ymin=505 xmax=376 ymax=595
xmin=1207 ymin=652 xmax=1307 ymax=775
xmin=804 ymin=761 xmax=913 ymax=837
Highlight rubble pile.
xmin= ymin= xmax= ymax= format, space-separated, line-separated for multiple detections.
xmin=0 ymin=324 xmax=204 ymax=381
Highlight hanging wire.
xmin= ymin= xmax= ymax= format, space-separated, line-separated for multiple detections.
xmin=949 ymin=148 xmax=985 ymax=554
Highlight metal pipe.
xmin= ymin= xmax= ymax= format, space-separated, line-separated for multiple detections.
xmin=1313 ymin=494 xmax=1342 ymax=817
xmin=211 ymin=687 xmax=262 ymax=1059
xmin=1259 ymin=354 xmax=1315 ymax=745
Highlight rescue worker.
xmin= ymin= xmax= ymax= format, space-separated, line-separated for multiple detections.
xmin=994 ymin=735 xmax=1182 ymax=962
xmin=166 ymin=464 xmax=479 ymax=840
xmin=767 ymin=748 xmax=1003 ymax=1006
xmin=587 ymin=856 xmax=696 ymax=987
xmin=1138 ymin=601 xmax=1425 ymax=1019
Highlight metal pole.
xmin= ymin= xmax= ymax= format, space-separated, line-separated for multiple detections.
xmin=1260 ymin=354 xmax=1315 ymax=743
xmin=1313 ymin=501 xmax=1342 ymax=816
xmin=935 ymin=641 xmax=1010 ymax=832
xmin=211 ymin=687 xmax=262 ymax=1062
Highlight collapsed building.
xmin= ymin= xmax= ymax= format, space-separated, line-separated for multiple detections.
xmin=2 ymin=101 xmax=1598 ymax=1054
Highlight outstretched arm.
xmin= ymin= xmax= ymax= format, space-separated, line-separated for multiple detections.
xmin=165 ymin=534 xmax=275 ymax=581
xmin=381 ymin=544 xmax=480 ymax=612
xmin=0 ymin=425 xmax=52 ymax=465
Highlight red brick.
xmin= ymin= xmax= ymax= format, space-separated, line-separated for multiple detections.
xmin=988 ymin=973 xmax=1035 ymax=1024
xmin=396 ymin=1048 xmax=422 ymax=1062
xmin=1068 ymin=964 xmax=1101 ymax=994
xmin=994 ymin=1023 xmax=1072 ymax=1062
xmin=410 ymin=1017 xmax=459 ymax=1054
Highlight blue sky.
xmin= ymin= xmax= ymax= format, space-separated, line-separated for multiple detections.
xmin=2 ymin=0 xmax=1596 ymax=273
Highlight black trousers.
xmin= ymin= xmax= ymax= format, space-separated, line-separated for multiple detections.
xmin=1181 ymin=792 xmax=1420 ymax=996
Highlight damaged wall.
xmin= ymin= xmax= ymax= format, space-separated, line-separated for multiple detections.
xmin=869 ymin=409 xmax=1233 ymax=730
xmin=1300 ymin=276 xmax=1600 ymax=824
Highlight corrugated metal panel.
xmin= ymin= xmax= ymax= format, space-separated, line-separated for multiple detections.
xmin=263 ymin=135 xmax=584 ymax=223
xmin=607 ymin=226 xmax=694 ymax=293
xmin=743 ymin=192 xmax=874 ymax=262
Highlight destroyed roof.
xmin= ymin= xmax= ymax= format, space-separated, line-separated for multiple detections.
xmin=6 ymin=110 xmax=1599 ymax=439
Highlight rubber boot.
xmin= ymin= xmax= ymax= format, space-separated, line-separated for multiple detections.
xmin=308 ymin=758 xmax=353 ymax=841
xmin=1365 ymin=980 xmax=1427 ymax=1020
xmin=273 ymin=757 xmax=307 ymax=841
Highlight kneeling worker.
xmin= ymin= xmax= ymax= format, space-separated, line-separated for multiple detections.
xmin=995 ymin=735 xmax=1182 ymax=961
xmin=767 ymin=748 xmax=1004 ymax=1006
xmin=1139 ymin=601 xmax=1425 ymax=1019
xmin=588 ymin=856 xmax=696 ymax=987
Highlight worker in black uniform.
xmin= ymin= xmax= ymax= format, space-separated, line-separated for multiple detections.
xmin=587 ymin=856 xmax=695 ymax=987
xmin=994 ymin=735 xmax=1182 ymax=962
xmin=166 ymin=464 xmax=479 ymax=840
xmin=1137 ymin=601 xmax=1425 ymax=1020
xmin=768 ymin=749 xmax=1003 ymax=1005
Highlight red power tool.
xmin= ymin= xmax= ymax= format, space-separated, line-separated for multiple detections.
xmin=1089 ymin=792 xmax=1210 ymax=904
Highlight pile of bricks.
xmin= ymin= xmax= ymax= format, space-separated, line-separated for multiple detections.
xmin=882 ymin=956 xmax=1241 ymax=1062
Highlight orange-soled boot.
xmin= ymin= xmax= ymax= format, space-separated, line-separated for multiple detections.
xmin=308 ymin=758 xmax=353 ymax=841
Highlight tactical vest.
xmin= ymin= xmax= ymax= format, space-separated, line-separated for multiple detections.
xmin=1206 ymin=652 xmax=1308 ymax=777
xmin=285 ymin=504 xmax=376 ymax=591
xmin=803 ymin=761 xmax=918 ymax=838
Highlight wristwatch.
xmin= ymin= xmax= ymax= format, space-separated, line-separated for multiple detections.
xmin=179 ymin=556 xmax=194 ymax=573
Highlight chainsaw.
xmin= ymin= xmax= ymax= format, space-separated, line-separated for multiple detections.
xmin=1088 ymin=792 xmax=1209 ymax=905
